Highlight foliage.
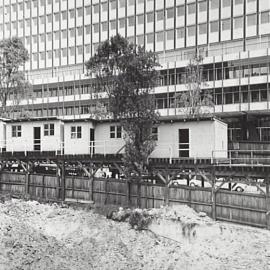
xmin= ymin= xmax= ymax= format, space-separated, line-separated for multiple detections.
xmin=85 ymin=34 xmax=160 ymax=178
xmin=0 ymin=37 xmax=32 ymax=116
xmin=176 ymin=53 xmax=214 ymax=118
xmin=128 ymin=209 xmax=152 ymax=230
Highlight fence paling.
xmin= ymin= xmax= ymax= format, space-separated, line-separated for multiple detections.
xmin=0 ymin=172 xmax=268 ymax=229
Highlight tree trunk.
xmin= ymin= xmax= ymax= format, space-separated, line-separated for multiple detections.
xmin=137 ymin=178 xmax=141 ymax=208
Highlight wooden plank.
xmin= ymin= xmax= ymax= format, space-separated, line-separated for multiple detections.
xmin=266 ymin=177 xmax=270 ymax=230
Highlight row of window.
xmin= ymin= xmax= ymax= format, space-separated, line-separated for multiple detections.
xmin=160 ymin=60 xmax=270 ymax=86
xmin=228 ymin=126 xmax=270 ymax=142
xmin=27 ymin=59 xmax=270 ymax=100
xmin=10 ymin=86 xmax=268 ymax=118
xmin=13 ymin=10 xmax=265 ymax=45
xmin=12 ymin=124 xmax=55 ymax=137
xmin=2 ymin=0 xmax=268 ymax=21
xmin=2 ymin=12 xmax=267 ymax=40
xmin=155 ymin=85 xmax=270 ymax=110
xmin=10 ymin=123 xmax=158 ymax=142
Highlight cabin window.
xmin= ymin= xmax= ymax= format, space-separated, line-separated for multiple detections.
xmin=151 ymin=127 xmax=158 ymax=141
xmin=71 ymin=126 xmax=82 ymax=139
xmin=110 ymin=126 xmax=121 ymax=138
xmin=44 ymin=123 xmax=54 ymax=136
xmin=12 ymin=125 xmax=22 ymax=137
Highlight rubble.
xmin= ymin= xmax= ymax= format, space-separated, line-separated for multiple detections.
xmin=0 ymin=199 xmax=269 ymax=270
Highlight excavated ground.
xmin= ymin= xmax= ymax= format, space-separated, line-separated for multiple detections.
xmin=0 ymin=199 xmax=269 ymax=270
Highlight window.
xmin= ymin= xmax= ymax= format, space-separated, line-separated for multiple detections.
xmin=235 ymin=0 xmax=243 ymax=5
xmin=93 ymin=4 xmax=99 ymax=14
xmin=62 ymin=48 xmax=67 ymax=57
xmin=47 ymin=14 xmax=52 ymax=24
xmin=110 ymin=0 xmax=116 ymax=9
xmin=167 ymin=30 xmax=174 ymax=40
xmin=261 ymin=11 xmax=270 ymax=24
xmin=167 ymin=8 xmax=174 ymax=19
xmin=119 ymin=18 xmax=125 ymax=28
xmin=128 ymin=16 xmax=135 ymax=26
xmin=102 ymin=22 xmax=108 ymax=31
xmin=147 ymin=12 xmax=154 ymax=23
xmin=199 ymin=1 xmax=207 ymax=12
xmin=110 ymin=126 xmax=122 ymax=138
xmin=40 ymin=16 xmax=45 ymax=25
xmin=188 ymin=3 xmax=196 ymax=14
xmin=234 ymin=17 xmax=243 ymax=29
xmin=102 ymin=2 xmax=108 ymax=12
xmin=156 ymin=10 xmax=163 ymax=21
xmin=222 ymin=0 xmax=230 ymax=7
xmin=199 ymin=23 xmax=207 ymax=34
xmin=54 ymin=13 xmax=60 ymax=22
xmin=77 ymin=8 xmax=83 ymax=17
xmin=151 ymin=127 xmax=158 ymax=140
xmin=62 ymin=30 xmax=67 ymax=39
xmin=69 ymin=28 xmax=75 ymax=38
xmin=54 ymin=31 xmax=60 ymax=40
xmin=222 ymin=19 xmax=231 ymax=30
xmin=247 ymin=14 xmax=257 ymax=26
xmin=177 ymin=6 xmax=184 ymax=17
xmin=137 ymin=14 xmax=144 ymax=24
xmin=156 ymin=32 xmax=163 ymax=42
xmin=44 ymin=123 xmax=54 ymax=136
xmin=188 ymin=25 xmax=196 ymax=36
xmin=119 ymin=0 xmax=125 ymax=8
xmin=69 ymin=10 xmax=75 ymax=19
xmin=128 ymin=0 xmax=135 ymax=5
xmin=137 ymin=35 xmax=144 ymax=45
xmin=71 ymin=126 xmax=82 ymax=139
xmin=177 ymin=28 xmax=185 ymax=39
xmin=211 ymin=0 xmax=219 ymax=9
xmin=85 ymin=6 xmax=91 ymax=15
xmin=147 ymin=33 xmax=154 ymax=43
xmin=210 ymin=21 xmax=219 ymax=32
xmin=110 ymin=20 xmax=116 ymax=30
xmin=12 ymin=125 xmax=22 ymax=137
xmin=93 ymin=24 xmax=99 ymax=33
xmin=69 ymin=47 xmax=75 ymax=56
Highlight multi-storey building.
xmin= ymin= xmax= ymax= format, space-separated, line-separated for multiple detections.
xmin=1 ymin=0 xmax=270 ymax=148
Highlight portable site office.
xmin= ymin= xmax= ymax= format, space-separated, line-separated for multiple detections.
xmin=5 ymin=117 xmax=64 ymax=154
xmin=1 ymin=116 xmax=227 ymax=159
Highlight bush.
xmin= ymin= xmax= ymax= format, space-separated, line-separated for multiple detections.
xmin=128 ymin=209 xmax=152 ymax=230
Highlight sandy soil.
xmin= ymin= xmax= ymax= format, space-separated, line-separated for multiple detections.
xmin=0 ymin=199 xmax=269 ymax=270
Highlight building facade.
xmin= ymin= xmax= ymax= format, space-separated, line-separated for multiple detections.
xmin=1 ymin=0 xmax=270 ymax=146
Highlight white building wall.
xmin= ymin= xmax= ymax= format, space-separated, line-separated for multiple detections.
xmin=6 ymin=120 xmax=63 ymax=153
xmin=151 ymin=120 xmax=227 ymax=159
xmin=94 ymin=122 xmax=125 ymax=155
xmin=214 ymin=120 xmax=228 ymax=158
xmin=0 ymin=121 xmax=6 ymax=151
xmin=64 ymin=121 xmax=94 ymax=155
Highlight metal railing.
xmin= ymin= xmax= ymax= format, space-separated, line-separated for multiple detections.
xmin=212 ymin=149 xmax=270 ymax=165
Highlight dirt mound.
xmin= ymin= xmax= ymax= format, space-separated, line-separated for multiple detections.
xmin=0 ymin=199 xmax=269 ymax=270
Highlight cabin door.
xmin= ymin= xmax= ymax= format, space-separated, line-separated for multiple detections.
xmin=179 ymin=129 xmax=189 ymax=158
xmin=90 ymin=128 xmax=95 ymax=156
xmin=33 ymin=127 xmax=41 ymax=151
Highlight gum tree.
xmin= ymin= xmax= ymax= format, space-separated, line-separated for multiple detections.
xmin=177 ymin=53 xmax=214 ymax=117
xmin=85 ymin=34 xmax=160 ymax=206
xmin=0 ymin=37 xmax=32 ymax=117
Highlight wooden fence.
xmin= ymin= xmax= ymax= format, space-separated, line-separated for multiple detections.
xmin=0 ymin=171 xmax=269 ymax=229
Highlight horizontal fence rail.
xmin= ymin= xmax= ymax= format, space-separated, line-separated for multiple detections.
xmin=0 ymin=171 xmax=269 ymax=229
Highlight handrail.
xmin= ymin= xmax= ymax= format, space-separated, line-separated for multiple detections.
xmin=212 ymin=149 xmax=270 ymax=165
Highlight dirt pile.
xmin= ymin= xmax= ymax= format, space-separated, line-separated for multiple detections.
xmin=0 ymin=199 xmax=269 ymax=270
